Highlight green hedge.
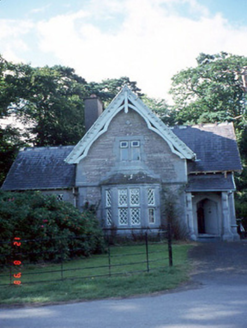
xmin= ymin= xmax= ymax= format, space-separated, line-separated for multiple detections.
xmin=0 ymin=191 xmax=106 ymax=265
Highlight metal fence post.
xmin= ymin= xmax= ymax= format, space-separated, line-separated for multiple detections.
xmin=60 ymin=249 xmax=64 ymax=280
xmin=108 ymin=246 xmax=111 ymax=277
xmin=168 ymin=223 xmax=173 ymax=267
xmin=9 ymin=261 xmax=12 ymax=286
xmin=145 ymin=232 xmax=149 ymax=272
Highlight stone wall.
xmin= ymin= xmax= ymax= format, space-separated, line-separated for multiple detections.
xmin=42 ymin=189 xmax=75 ymax=206
xmin=75 ymin=108 xmax=188 ymax=227
xmin=76 ymin=109 xmax=187 ymax=187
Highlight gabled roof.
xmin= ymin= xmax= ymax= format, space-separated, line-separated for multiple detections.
xmin=2 ymin=146 xmax=75 ymax=191
xmin=172 ymin=123 xmax=242 ymax=173
xmin=65 ymin=86 xmax=195 ymax=164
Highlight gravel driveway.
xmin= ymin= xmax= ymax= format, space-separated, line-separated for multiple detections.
xmin=189 ymin=240 xmax=247 ymax=286
xmin=1 ymin=240 xmax=247 ymax=328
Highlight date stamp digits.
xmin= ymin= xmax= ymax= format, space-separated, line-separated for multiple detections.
xmin=13 ymin=237 xmax=22 ymax=285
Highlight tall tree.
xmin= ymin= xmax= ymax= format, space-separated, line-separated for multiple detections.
xmin=7 ymin=65 xmax=89 ymax=146
xmin=87 ymin=77 xmax=144 ymax=106
xmin=169 ymin=52 xmax=247 ymax=125
xmin=169 ymin=52 xmax=247 ymax=219
xmin=88 ymin=77 xmax=171 ymax=123
xmin=141 ymin=95 xmax=175 ymax=126
xmin=0 ymin=56 xmax=28 ymax=185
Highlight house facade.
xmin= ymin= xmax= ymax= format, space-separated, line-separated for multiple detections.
xmin=2 ymin=86 xmax=242 ymax=241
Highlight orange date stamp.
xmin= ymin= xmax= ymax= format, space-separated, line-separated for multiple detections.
xmin=13 ymin=237 xmax=22 ymax=285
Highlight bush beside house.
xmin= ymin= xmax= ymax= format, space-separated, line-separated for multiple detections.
xmin=0 ymin=191 xmax=105 ymax=265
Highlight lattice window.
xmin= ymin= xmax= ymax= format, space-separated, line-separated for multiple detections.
xmin=118 ymin=189 xmax=128 ymax=206
xmin=148 ymin=208 xmax=155 ymax=224
xmin=130 ymin=208 xmax=140 ymax=225
xmin=106 ymin=209 xmax=112 ymax=226
xmin=147 ymin=189 xmax=155 ymax=205
xmin=130 ymin=188 xmax=140 ymax=206
xmin=106 ymin=190 xmax=111 ymax=207
xmin=118 ymin=208 xmax=128 ymax=225
xmin=56 ymin=194 xmax=64 ymax=201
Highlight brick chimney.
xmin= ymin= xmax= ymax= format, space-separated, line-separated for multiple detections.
xmin=84 ymin=95 xmax=103 ymax=132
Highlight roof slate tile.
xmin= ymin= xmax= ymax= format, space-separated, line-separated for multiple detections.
xmin=2 ymin=146 xmax=75 ymax=190
xmin=172 ymin=123 xmax=242 ymax=172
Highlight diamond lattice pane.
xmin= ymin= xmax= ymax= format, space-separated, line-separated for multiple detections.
xmin=118 ymin=208 xmax=128 ymax=225
xmin=130 ymin=188 xmax=140 ymax=206
xmin=106 ymin=209 xmax=112 ymax=226
xmin=106 ymin=190 xmax=111 ymax=207
xmin=147 ymin=189 xmax=155 ymax=205
xmin=130 ymin=208 xmax=140 ymax=225
xmin=118 ymin=189 xmax=128 ymax=206
xmin=56 ymin=194 xmax=64 ymax=201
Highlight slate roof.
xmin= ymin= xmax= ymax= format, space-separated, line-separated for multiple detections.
xmin=172 ymin=123 xmax=242 ymax=173
xmin=1 ymin=123 xmax=242 ymax=192
xmin=2 ymin=146 xmax=75 ymax=191
xmin=186 ymin=173 xmax=235 ymax=192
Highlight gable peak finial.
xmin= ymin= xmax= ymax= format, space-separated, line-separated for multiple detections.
xmin=122 ymin=84 xmax=131 ymax=92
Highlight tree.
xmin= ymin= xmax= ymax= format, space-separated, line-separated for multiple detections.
xmin=169 ymin=52 xmax=247 ymax=221
xmin=141 ymin=95 xmax=175 ymax=126
xmin=0 ymin=56 xmax=29 ymax=185
xmin=6 ymin=65 xmax=89 ymax=146
xmin=0 ymin=56 xmax=170 ymax=185
xmin=87 ymin=77 xmax=144 ymax=106
xmin=0 ymin=126 xmax=24 ymax=186
xmin=169 ymin=52 xmax=247 ymax=125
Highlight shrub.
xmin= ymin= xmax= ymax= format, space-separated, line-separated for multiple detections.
xmin=0 ymin=191 xmax=105 ymax=265
xmin=161 ymin=188 xmax=189 ymax=240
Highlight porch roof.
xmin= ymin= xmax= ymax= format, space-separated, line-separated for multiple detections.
xmin=186 ymin=173 xmax=235 ymax=192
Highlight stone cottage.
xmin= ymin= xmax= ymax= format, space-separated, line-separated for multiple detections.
xmin=2 ymin=86 xmax=242 ymax=240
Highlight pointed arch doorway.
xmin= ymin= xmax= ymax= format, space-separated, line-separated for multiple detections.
xmin=197 ymin=198 xmax=220 ymax=235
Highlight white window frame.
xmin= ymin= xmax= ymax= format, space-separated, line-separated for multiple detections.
xmin=131 ymin=141 xmax=140 ymax=148
xmin=120 ymin=141 xmax=128 ymax=148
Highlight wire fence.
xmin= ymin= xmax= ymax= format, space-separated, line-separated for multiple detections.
xmin=0 ymin=227 xmax=173 ymax=287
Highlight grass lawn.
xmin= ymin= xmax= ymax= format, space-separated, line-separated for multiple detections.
xmin=0 ymin=243 xmax=193 ymax=306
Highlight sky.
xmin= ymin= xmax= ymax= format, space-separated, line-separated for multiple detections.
xmin=1 ymin=0 xmax=247 ymax=102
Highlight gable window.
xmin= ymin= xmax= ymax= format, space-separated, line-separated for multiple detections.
xmin=119 ymin=140 xmax=140 ymax=161
xmin=120 ymin=141 xmax=129 ymax=161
